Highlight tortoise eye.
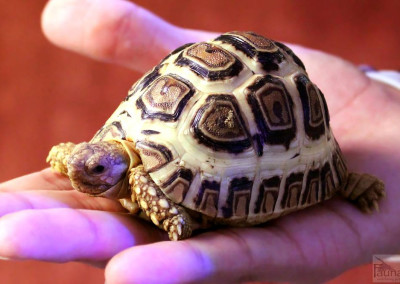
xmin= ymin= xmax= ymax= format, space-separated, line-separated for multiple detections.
xmin=88 ymin=164 xmax=105 ymax=175
xmin=93 ymin=165 xmax=105 ymax=174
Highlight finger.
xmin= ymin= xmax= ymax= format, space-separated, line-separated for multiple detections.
xmin=0 ymin=168 xmax=72 ymax=192
xmin=41 ymin=0 xmax=366 ymax=120
xmin=105 ymin=205 xmax=375 ymax=283
xmin=41 ymin=0 xmax=216 ymax=72
xmin=0 ymin=189 xmax=124 ymax=217
xmin=41 ymin=0 xmax=365 ymax=117
xmin=0 ymin=208 xmax=166 ymax=263
xmin=106 ymin=230 xmax=332 ymax=283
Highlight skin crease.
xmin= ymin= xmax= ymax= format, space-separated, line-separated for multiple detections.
xmin=0 ymin=0 xmax=399 ymax=283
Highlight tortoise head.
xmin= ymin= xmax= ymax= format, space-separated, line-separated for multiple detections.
xmin=67 ymin=140 xmax=141 ymax=199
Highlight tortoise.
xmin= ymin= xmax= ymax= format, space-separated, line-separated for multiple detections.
xmin=47 ymin=31 xmax=385 ymax=241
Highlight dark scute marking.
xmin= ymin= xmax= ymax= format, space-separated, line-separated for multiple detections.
xmin=135 ymin=140 xmax=173 ymax=173
xmin=162 ymin=167 xmax=194 ymax=204
xmin=246 ymin=92 xmax=267 ymax=144
xmin=230 ymin=31 xmax=276 ymax=50
xmin=162 ymin=167 xmax=194 ymax=188
xmin=125 ymin=81 xmax=139 ymax=101
xmin=260 ymin=87 xmax=293 ymax=128
xmin=281 ymin=172 xmax=303 ymax=209
xmin=301 ymin=168 xmax=320 ymax=205
xmin=273 ymin=101 xmax=283 ymax=121
xmin=175 ymin=52 xmax=243 ymax=81
xmin=192 ymin=128 xmax=251 ymax=153
xmin=254 ymin=176 xmax=280 ymax=214
xmin=138 ymin=65 xmax=162 ymax=91
xmin=309 ymin=88 xmax=323 ymax=125
xmin=318 ymin=87 xmax=330 ymax=128
xmin=119 ymin=110 xmax=131 ymax=117
xmin=222 ymin=177 xmax=253 ymax=218
xmin=124 ymin=65 xmax=162 ymax=101
xmin=215 ymin=34 xmax=256 ymax=58
xmin=246 ymin=75 xmax=296 ymax=149
xmin=171 ymin=43 xmax=195 ymax=55
xmin=160 ymin=42 xmax=194 ymax=63
xmin=92 ymin=121 xmax=126 ymax=141
xmin=186 ymin=43 xmax=233 ymax=68
xmin=215 ymin=33 xmax=284 ymax=72
xmin=201 ymin=105 xmax=245 ymax=139
xmin=194 ymin=180 xmax=220 ymax=217
xmin=256 ymin=50 xmax=285 ymax=72
xmin=274 ymin=41 xmax=306 ymax=70
xmin=321 ymin=162 xmax=336 ymax=200
xmin=111 ymin=121 xmax=125 ymax=137
xmin=295 ymin=74 xmax=326 ymax=140
xmin=136 ymin=74 xmax=195 ymax=122
xmin=191 ymin=94 xmax=252 ymax=153
xmin=141 ymin=130 xmax=160 ymax=135
xmin=195 ymin=180 xmax=220 ymax=206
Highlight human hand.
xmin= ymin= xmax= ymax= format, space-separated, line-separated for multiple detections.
xmin=1 ymin=0 xmax=399 ymax=282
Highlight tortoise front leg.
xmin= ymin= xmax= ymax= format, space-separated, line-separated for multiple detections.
xmin=46 ymin=142 xmax=76 ymax=175
xmin=129 ymin=165 xmax=193 ymax=241
xmin=119 ymin=197 xmax=140 ymax=215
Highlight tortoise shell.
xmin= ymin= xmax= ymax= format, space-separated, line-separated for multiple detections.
xmin=93 ymin=31 xmax=347 ymax=225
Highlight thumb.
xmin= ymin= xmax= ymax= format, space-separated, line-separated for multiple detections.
xmin=41 ymin=0 xmax=215 ymax=72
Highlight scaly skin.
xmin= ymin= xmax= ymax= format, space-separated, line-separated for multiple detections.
xmin=340 ymin=172 xmax=386 ymax=213
xmin=129 ymin=165 xmax=192 ymax=240
xmin=46 ymin=142 xmax=76 ymax=175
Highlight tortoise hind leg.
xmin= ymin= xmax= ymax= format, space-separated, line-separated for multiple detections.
xmin=339 ymin=172 xmax=385 ymax=213
xmin=129 ymin=165 xmax=193 ymax=240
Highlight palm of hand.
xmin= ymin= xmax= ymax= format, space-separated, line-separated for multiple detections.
xmin=1 ymin=1 xmax=399 ymax=283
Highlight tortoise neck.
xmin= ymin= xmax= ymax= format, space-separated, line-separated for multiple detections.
xmin=112 ymin=139 xmax=142 ymax=169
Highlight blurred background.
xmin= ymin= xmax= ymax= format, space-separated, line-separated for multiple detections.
xmin=0 ymin=0 xmax=399 ymax=283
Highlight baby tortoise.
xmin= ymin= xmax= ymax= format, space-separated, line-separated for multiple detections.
xmin=47 ymin=31 xmax=385 ymax=241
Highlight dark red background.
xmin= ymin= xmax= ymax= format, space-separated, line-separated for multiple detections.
xmin=1 ymin=1 xmax=399 ymax=283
